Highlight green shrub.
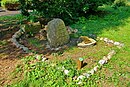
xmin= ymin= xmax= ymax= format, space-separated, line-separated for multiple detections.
xmin=19 ymin=0 xmax=115 ymax=24
xmin=1 ymin=0 xmax=20 ymax=10
xmin=112 ymin=0 xmax=127 ymax=8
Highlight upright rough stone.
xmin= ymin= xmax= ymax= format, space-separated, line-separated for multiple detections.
xmin=47 ymin=19 xmax=70 ymax=47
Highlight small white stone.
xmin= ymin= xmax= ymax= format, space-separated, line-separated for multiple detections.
xmin=42 ymin=58 xmax=47 ymax=62
xmin=22 ymin=47 xmax=29 ymax=52
xmin=88 ymin=69 xmax=95 ymax=75
xmin=77 ymin=75 xmax=85 ymax=81
xmin=46 ymin=44 xmax=50 ymax=49
xmin=99 ymin=37 xmax=103 ymax=40
xmin=119 ymin=43 xmax=124 ymax=48
xmin=54 ymin=47 xmax=61 ymax=51
xmin=98 ymin=60 xmax=106 ymax=65
xmin=83 ymin=73 xmax=91 ymax=78
xmin=51 ymin=48 xmax=55 ymax=50
xmin=108 ymin=40 xmax=114 ymax=43
xmin=11 ymin=38 xmax=17 ymax=42
xmin=93 ymin=65 xmax=99 ymax=72
xmin=64 ymin=70 xmax=69 ymax=75
xmin=114 ymin=42 xmax=120 ymax=46
xmin=107 ymin=55 xmax=112 ymax=60
xmin=104 ymin=38 xmax=108 ymax=42
xmin=103 ymin=56 xmax=108 ymax=61
xmin=16 ymin=43 xmax=21 ymax=48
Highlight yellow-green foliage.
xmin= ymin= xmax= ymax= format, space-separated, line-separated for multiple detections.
xmin=1 ymin=0 xmax=19 ymax=8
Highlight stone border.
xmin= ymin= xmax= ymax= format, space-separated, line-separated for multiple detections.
xmin=97 ymin=37 xmax=124 ymax=49
xmin=11 ymin=27 xmax=124 ymax=84
xmin=11 ymin=28 xmax=29 ymax=53
xmin=75 ymin=37 xmax=124 ymax=84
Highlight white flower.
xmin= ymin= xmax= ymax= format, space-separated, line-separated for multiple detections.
xmin=64 ymin=70 xmax=69 ymax=75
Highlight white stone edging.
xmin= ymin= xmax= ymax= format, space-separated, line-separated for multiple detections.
xmin=76 ymin=37 xmax=124 ymax=84
xmin=11 ymin=28 xmax=30 ymax=53
xmin=97 ymin=37 xmax=124 ymax=49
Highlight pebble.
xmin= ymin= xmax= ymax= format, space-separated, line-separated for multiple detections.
xmin=108 ymin=40 xmax=114 ymax=43
xmin=22 ymin=47 xmax=29 ymax=52
xmin=83 ymin=73 xmax=91 ymax=78
xmin=54 ymin=47 xmax=61 ymax=51
xmin=98 ymin=59 xmax=106 ymax=65
xmin=93 ymin=65 xmax=99 ymax=72
xmin=88 ymin=69 xmax=95 ymax=75
xmin=77 ymin=75 xmax=85 ymax=81
xmin=99 ymin=37 xmax=103 ymax=40
xmin=42 ymin=58 xmax=47 ymax=62
xmin=107 ymin=55 xmax=112 ymax=59
xmin=103 ymin=56 xmax=108 ymax=61
xmin=114 ymin=42 xmax=120 ymax=46
xmin=104 ymin=38 xmax=108 ymax=42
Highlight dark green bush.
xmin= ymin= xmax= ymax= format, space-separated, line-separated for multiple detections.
xmin=19 ymin=0 xmax=114 ymax=24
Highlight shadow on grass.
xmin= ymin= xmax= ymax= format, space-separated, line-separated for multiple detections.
xmin=71 ymin=5 xmax=130 ymax=36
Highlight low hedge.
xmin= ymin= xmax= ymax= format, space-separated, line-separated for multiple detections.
xmin=19 ymin=0 xmax=115 ymax=24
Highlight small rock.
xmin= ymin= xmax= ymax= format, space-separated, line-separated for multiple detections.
xmin=42 ymin=57 xmax=47 ymax=62
xmin=16 ymin=43 xmax=21 ymax=48
xmin=103 ymin=56 xmax=108 ymax=61
xmin=22 ymin=47 xmax=29 ymax=52
xmin=99 ymin=37 xmax=103 ymax=40
xmin=88 ymin=69 xmax=95 ymax=75
xmin=107 ymin=54 xmax=112 ymax=59
xmin=98 ymin=60 xmax=106 ymax=65
xmin=64 ymin=70 xmax=69 ymax=75
xmin=73 ymin=76 xmax=77 ymax=80
xmin=114 ymin=42 xmax=120 ymax=46
xmin=104 ymin=38 xmax=108 ymax=42
xmin=108 ymin=40 xmax=114 ymax=43
xmin=93 ymin=65 xmax=99 ymax=72
xmin=54 ymin=47 xmax=61 ymax=51
xmin=83 ymin=73 xmax=91 ymax=78
xmin=46 ymin=44 xmax=51 ymax=49
xmin=12 ymin=35 xmax=17 ymax=38
xmin=77 ymin=75 xmax=85 ymax=81
xmin=19 ymin=45 xmax=25 ymax=49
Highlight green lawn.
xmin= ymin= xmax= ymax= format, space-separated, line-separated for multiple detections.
xmin=0 ymin=4 xmax=130 ymax=87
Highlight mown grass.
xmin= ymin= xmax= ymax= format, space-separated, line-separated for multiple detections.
xmin=1 ymin=4 xmax=130 ymax=87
